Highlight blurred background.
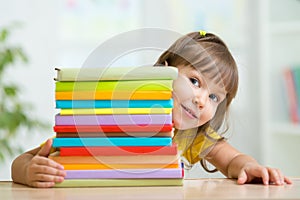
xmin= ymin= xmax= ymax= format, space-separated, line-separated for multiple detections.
xmin=0 ymin=0 xmax=299 ymax=180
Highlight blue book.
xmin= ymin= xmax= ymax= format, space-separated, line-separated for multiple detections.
xmin=52 ymin=137 xmax=172 ymax=147
xmin=56 ymin=99 xmax=173 ymax=109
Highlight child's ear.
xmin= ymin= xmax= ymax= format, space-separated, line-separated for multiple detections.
xmin=164 ymin=60 xmax=168 ymax=66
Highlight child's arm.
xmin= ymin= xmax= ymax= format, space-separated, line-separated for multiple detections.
xmin=205 ymin=140 xmax=292 ymax=185
xmin=11 ymin=139 xmax=66 ymax=188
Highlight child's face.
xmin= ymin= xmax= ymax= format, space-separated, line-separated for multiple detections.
xmin=172 ymin=65 xmax=226 ymax=130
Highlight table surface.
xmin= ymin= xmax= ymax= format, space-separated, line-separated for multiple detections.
xmin=0 ymin=178 xmax=299 ymax=199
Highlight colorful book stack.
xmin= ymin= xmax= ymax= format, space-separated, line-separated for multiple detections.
xmin=50 ymin=66 xmax=183 ymax=187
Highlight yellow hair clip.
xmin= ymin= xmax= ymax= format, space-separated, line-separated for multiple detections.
xmin=199 ymin=30 xmax=206 ymax=37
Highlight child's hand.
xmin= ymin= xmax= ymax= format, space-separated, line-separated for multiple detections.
xmin=237 ymin=162 xmax=292 ymax=185
xmin=25 ymin=139 xmax=66 ymax=188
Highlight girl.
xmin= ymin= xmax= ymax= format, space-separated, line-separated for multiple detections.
xmin=155 ymin=31 xmax=292 ymax=186
xmin=11 ymin=31 xmax=292 ymax=187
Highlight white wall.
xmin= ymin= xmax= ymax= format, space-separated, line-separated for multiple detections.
xmin=0 ymin=0 xmax=260 ymax=180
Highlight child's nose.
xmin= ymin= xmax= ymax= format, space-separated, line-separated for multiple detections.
xmin=192 ymin=89 xmax=209 ymax=108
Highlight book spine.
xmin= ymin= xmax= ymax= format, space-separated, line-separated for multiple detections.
xmin=55 ymin=66 xmax=178 ymax=81
xmin=56 ymin=131 xmax=173 ymax=138
xmin=55 ymin=114 xmax=172 ymax=126
xmin=283 ymin=68 xmax=299 ymax=123
xmin=49 ymin=155 xmax=179 ymax=164
xmin=59 ymin=145 xmax=177 ymax=156
xmin=65 ymin=168 xmax=183 ymax=179
xmin=54 ymin=178 xmax=183 ymax=187
xmin=55 ymin=91 xmax=172 ymax=100
xmin=55 ymin=80 xmax=172 ymax=92
xmin=291 ymin=67 xmax=300 ymax=123
xmin=53 ymin=124 xmax=173 ymax=133
xmin=52 ymin=137 xmax=173 ymax=147
xmin=55 ymin=99 xmax=173 ymax=109
xmin=59 ymin=108 xmax=172 ymax=115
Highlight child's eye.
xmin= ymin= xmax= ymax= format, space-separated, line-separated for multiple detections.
xmin=209 ymin=94 xmax=219 ymax=102
xmin=189 ymin=78 xmax=200 ymax=87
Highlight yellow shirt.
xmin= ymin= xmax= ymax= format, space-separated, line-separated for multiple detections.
xmin=173 ymin=127 xmax=222 ymax=165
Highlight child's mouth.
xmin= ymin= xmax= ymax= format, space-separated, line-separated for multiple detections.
xmin=181 ymin=104 xmax=198 ymax=119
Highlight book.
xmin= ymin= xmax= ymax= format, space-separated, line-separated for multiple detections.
xmin=59 ymin=145 xmax=177 ymax=156
xmin=62 ymin=163 xmax=180 ymax=170
xmin=52 ymin=137 xmax=173 ymax=147
xmin=54 ymin=178 xmax=183 ymax=187
xmin=55 ymin=114 xmax=172 ymax=126
xmin=291 ymin=67 xmax=300 ymax=123
xmin=65 ymin=168 xmax=183 ymax=179
xmin=53 ymin=124 xmax=173 ymax=133
xmin=59 ymin=108 xmax=172 ymax=115
xmin=54 ymin=66 xmax=178 ymax=81
xmin=55 ymin=80 xmax=173 ymax=92
xmin=56 ymin=131 xmax=173 ymax=138
xmin=283 ymin=68 xmax=299 ymax=123
xmin=56 ymin=99 xmax=173 ymax=109
xmin=48 ymin=154 xmax=179 ymax=164
xmin=55 ymin=91 xmax=172 ymax=100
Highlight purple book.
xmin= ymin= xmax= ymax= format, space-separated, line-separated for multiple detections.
xmin=55 ymin=114 xmax=172 ymax=126
xmin=65 ymin=168 xmax=183 ymax=179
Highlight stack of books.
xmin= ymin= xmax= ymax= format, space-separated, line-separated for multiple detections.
xmin=50 ymin=66 xmax=183 ymax=187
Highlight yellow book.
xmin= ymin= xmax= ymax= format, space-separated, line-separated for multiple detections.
xmin=60 ymin=108 xmax=172 ymax=115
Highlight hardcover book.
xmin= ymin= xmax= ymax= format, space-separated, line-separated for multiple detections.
xmin=52 ymin=137 xmax=172 ymax=147
xmin=56 ymin=131 xmax=173 ymax=138
xmin=55 ymin=91 xmax=172 ymax=100
xmin=55 ymin=80 xmax=173 ymax=92
xmin=55 ymin=66 xmax=178 ymax=81
xmin=61 ymin=163 xmax=180 ymax=170
xmin=49 ymin=154 xmax=179 ymax=165
xmin=59 ymin=108 xmax=172 ymax=115
xmin=56 ymin=99 xmax=173 ymax=109
xmin=54 ymin=178 xmax=183 ymax=187
xmin=53 ymin=124 xmax=173 ymax=133
xmin=59 ymin=145 xmax=177 ymax=156
xmin=54 ymin=114 xmax=172 ymax=126
xmin=65 ymin=168 xmax=183 ymax=179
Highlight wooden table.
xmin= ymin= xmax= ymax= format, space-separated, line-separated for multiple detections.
xmin=0 ymin=178 xmax=299 ymax=199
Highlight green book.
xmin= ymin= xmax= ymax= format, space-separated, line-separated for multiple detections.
xmin=54 ymin=178 xmax=183 ymax=187
xmin=55 ymin=66 xmax=178 ymax=81
xmin=55 ymin=80 xmax=173 ymax=92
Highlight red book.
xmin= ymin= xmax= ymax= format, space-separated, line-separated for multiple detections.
xmin=56 ymin=131 xmax=173 ymax=138
xmin=60 ymin=144 xmax=178 ymax=156
xmin=283 ymin=68 xmax=299 ymax=123
xmin=53 ymin=124 xmax=173 ymax=133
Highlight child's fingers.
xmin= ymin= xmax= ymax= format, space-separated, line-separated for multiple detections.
xmin=268 ymin=168 xmax=292 ymax=185
xmin=237 ymin=170 xmax=247 ymax=185
xmin=33 ymin=156 xmax=64 ymax=170
xmin=37 ymin=139 xmax=53 ymax=157
xmin=33 ymin=173 xmax=65 ymax=183
xmin=242 ymin=164 xmax=270 ymax=185
xmin=284 ymin=176 xmax=293 ymax=184
xmin=32 ymin=164 xmax=66 ymax=177
xmin=30 ymin=181 xmax=55 ymax=188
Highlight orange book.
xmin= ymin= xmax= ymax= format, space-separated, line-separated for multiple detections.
xmin=49 ymin=153 xmax=179 ymax=165
xmin=62 ymin=163 xmax=180 ymax=170
xmin=55 ymin=91 xmax=172 ymax=100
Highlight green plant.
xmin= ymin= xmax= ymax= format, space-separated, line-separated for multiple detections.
xmin=0 ymin=25 xmax=48 ymax=162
